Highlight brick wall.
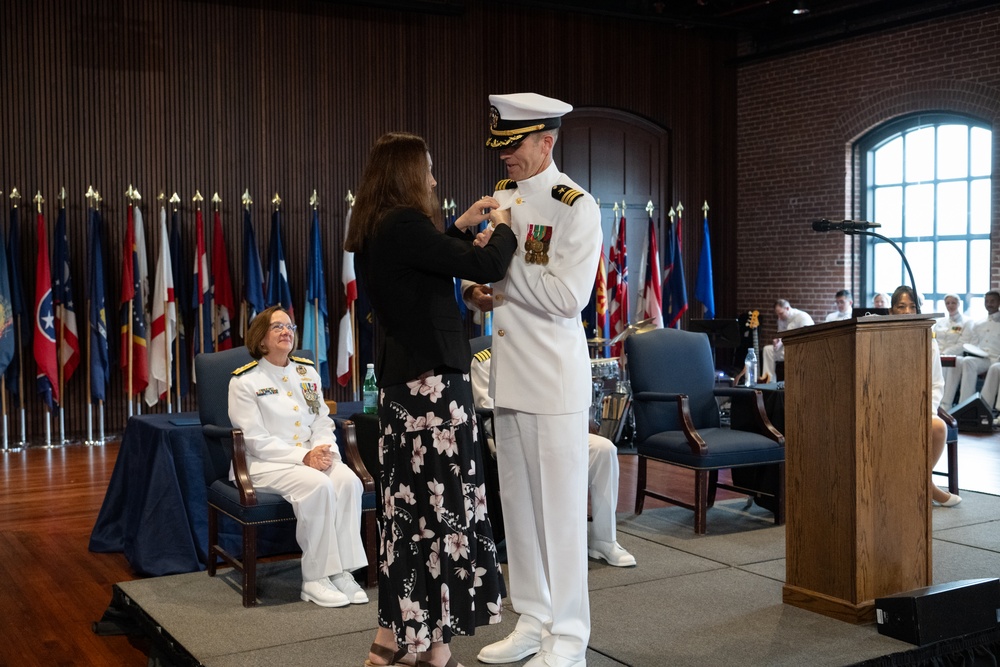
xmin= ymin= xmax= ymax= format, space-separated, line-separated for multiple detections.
xmin=737 ymin=8 xmax=1000 ymax=341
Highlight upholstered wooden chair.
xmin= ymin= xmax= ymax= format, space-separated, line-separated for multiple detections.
xmin=935 ymin=406 xmax=960 ymax=495
xmin=625 ymin=327 xmax=786 ymax=534
xmin=196 ymin=347 xmax=376 ymax=607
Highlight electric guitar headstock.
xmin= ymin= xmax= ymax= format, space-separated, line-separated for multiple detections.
xmin=747 ymin=310 xmax=760 ymax=330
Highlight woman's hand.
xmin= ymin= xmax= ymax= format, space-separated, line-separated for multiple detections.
xmin=455 ymin=196 xmax=501 ymax=231
xmin=473 ymin=208 xmax=511 ymax=247
xmin=303 ymin=444 xmax=334 ymax=471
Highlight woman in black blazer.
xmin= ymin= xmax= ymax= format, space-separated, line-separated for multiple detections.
xmin=347 ymin=132 xmax=515 ymax=667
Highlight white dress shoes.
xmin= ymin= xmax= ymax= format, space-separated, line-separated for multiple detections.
xmin=301 ymin=578 xmax=350 ymax=607
xmin=524 ymin=651 xmax=586 ymax=667
xmin=477 ymin=630 xmax=541 ymax=664
xmin=588 ymin=540 xmax=636 ymax=567
xmin=329 ymin=572 xmax=369 ymax=604
xmin=936 ymin=493 xmax=962 ymax=507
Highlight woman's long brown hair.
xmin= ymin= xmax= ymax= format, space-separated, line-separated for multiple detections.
xmin=344 ymin=132 xmax=442 ymax=252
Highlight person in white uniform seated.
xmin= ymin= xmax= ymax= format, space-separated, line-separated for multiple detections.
xmin=760 ymin=299 xmax=814 ymax=381
xmin=469 ymin=344 xmax=636 ymax=569
xmin=228 ymin=306 xmax=368 ymax=608
xmin=942 ymin=290 xmax=1000 ymax=411
xmin=824 ymin=289 xmax=853 ymax=322
xmin=933 ymin=293 xmax=969 ymax=410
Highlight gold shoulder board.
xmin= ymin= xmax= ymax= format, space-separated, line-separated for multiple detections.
xmin=552 ymin=185 xmax=584 ymax=206
xmin=473 ymin=349 xmax=492 ymax=364
xmin=290 ymin=356 xmax=315 ymax=366
xmin=232 ymin=360 xmax=258 ymax=376
xmin=494 ymin=179 xmax=517 ymax=191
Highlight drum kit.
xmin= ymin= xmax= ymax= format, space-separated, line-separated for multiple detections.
xmin=587 ymin=317 xmax=658 ymax=443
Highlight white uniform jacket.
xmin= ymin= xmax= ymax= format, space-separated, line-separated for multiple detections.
xmin=933 ymin=312 xmax=967 ymax=355
xmin=227 ymin=356 xmax=338 ymax=478
xmin=490 ymin=161 xmax=602 ymax=415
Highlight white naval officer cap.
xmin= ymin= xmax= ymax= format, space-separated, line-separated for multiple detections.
xmin=486 ymin=92 xmax=573 ymax=150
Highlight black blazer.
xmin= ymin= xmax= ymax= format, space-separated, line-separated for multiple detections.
xmin=358 ymin=207 xmax=516 ymax=386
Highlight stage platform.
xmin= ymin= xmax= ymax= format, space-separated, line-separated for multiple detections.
xmin=101 ymin=493 xmax=1000 ymax=666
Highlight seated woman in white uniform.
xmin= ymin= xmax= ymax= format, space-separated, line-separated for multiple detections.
xmin=228 ymin=305 xmax=369 ymax=607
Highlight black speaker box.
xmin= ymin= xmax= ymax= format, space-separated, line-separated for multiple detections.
xmin=875 ymin=578 xmax=1000 ymax=645
xmin=949 ymin=393 xmax=994 ymax=432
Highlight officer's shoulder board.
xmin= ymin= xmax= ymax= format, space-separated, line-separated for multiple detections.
xmin=290 ymin=355 xmax=315 ymax=366
xmin=232 ymin=360 xmax=258 ymax=376
xmin=494 ymin=179 xmax=517 ymax=192
xmin=473 ymin=348 xmax=492 ymax=364
xmin=551 ymin=185 xmax=584 ymax=206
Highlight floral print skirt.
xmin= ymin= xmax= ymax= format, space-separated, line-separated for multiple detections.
xmin=376 ymin=370 xmax=504 ymax=652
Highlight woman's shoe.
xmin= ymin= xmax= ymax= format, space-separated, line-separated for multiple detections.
xmin=364 ymin=642 xmax=408 ymax=667
xmin=940 ymin=493 xmax=963 ymax=507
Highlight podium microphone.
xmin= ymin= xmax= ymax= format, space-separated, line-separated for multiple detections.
xmin=812 ymin=219 xmax=881 ymax=232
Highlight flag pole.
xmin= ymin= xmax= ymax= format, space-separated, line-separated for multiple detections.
xmin=241 ymin=189 xmax=252 ymax=339
xmin=10 ymin=188 xmax=26 ymax=447
xmin=95 ymin=190 xmax=106 ymax=443
xmin=311 ymin=190 xmax=321 ymax=369
xmin=194 ymin=190 xmax=205 ymax=377
xmin=57 ymin=187 xmax=68 ymax=444
xmin=35 ymin=191 xmax=53 ymax=447
xmin=84 ymin=187 xmax=95 ymax=444
xmin=0 ymin=187 xmax=5 ymax=451
xmin=157 ymin=192 xmax=171 ymax=414
xmin=346 ymin=191 xmax=359 ymax=400
xmin=125 ymin=185 xmax=135 ymax=417
xmin=169 ymin=192 xmax=181 ymax=411
xmin=211 ymin=192 xmax=222 ymax=351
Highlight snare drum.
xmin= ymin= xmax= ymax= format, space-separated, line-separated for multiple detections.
xmin=590 ymin=357 xmax=621 ymax=381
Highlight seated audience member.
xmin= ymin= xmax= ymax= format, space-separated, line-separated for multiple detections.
xmin=942 ymin=290 xmax=1000 ymax=411
xmin=470 ymin=343 xmax=636 ymax=568
xmin=934 ymin=293 xmax=969 ymax=409
xmin=873 ymin=292 xmax=890 ymax=309
xmin=889 ymin=286 xmax=961 ymax=507
xmin=228 ymin=306 xmax=369 ymax=608
xmin=760 ymin=299 xmax=814 ymax=382
xmin=824 ymin=289 xmax=853 ymax=322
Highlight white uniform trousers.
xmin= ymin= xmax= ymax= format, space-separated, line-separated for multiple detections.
xmin=947 ymin=356 xmax=992 ymax=406
xmin=587 ymin=434 xmax=618 ymax=544
xmin=251 ymin=461 xmax=367 ymax=582
xmin=495 ymin=408 xmax=590 ymax=662
xmin=980 ymin=362 xmax=1000 ymax=409
xmin=760 ymin=344 xmax=781 ymax=381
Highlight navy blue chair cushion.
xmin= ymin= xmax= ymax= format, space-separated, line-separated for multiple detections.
xmin=638 ymin=427 xmax=784 ymax=468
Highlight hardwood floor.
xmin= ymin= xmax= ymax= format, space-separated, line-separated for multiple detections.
xmin=2 ymin=430 xmax=998 ymax=666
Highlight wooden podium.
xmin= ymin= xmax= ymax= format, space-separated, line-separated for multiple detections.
xmin=780 ymin=314 xmax=934 ymax=623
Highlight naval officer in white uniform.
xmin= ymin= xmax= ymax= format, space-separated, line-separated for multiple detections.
xmin=474 ymin=93 xmax=601 ymax=667
xmin=228 ymin=306 xmax=368 ymax=608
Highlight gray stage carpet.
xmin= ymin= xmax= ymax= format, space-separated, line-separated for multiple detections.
xmin=117 ymin=492 xmax=1000 ymax=667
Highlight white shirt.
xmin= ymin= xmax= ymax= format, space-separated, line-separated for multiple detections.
xmin=825 ymin=309 xmax=852 ymax=322
xmin=933 ymin=311 xmax=968 ymax=355
xmin=779 ymin=308 xmax=814 ymax=333
xmin=961 ymin=312 xmax=1000 ymax=361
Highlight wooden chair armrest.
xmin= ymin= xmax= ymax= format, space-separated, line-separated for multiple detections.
xmin=339 ymin=419 xmax=375 ymax=494
xmin=675 ymin=394 xmax=709 ymax=455
xmin=716 ymin=387 xmax=784 ymax=444
xmin=231 ymin=429 xmax=258 ymax=506
xmin=940 ymin=355 xmax=956 ymax=368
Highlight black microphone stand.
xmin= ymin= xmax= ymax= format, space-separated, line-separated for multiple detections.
xmin=844 ymin=229 xmax=918 ymax=301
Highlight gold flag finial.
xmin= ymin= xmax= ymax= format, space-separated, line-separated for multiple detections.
xmin=613 ymin=201 xmax=619 ymax=216
xmin=345 ymin=190 xmax=354 ymax=207
xmin=125 ymin=184 xmax=134 ymax=200
xmin=34 ymin=191 xmax=44 ymax=212
xmin=272 ymin=192 xmax=282 ymax=209
xmin=310 ymin=189 xmax=319 ymax=209
xmin=449 ymin=198 xmax=457 ymax=214
xmin=86 ymin=185 xmax=96 ymax=203
xmin=193 ymin=189 xmax=204 ymax=207
xmin=169 ymin=192 xmax=181 ymax=210
xmin=157 ymin=191 xmax=165 ymax=203
xmin=668 ymin=206 xmax=676 ymax=222
xmin=242 ymin=189 xmax=253 ymax=209
xmin=676 ymin=201 xmax=684 ymax=217
xmin=645 ymin=200 xmax=654 ymax=216
xmin=703 ymin=200 xmax=710 ymax=215
xmin=94 ymin=189 xmax=102 ymax=210
xmin=10 ymin=188 xmax=21 ymax=208
xmin=212 ymin=192 xmax=222 ymax=211
xmin=58 ymin=186 xmax=67 ymax=207
xmin=621 ymin=199 xmax=627 ymax=213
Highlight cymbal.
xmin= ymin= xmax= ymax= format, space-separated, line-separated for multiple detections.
xmin=609 ymin=317 xmax=660 ymax=345
xmin=587 ymin=337 xmax=611 ymax=346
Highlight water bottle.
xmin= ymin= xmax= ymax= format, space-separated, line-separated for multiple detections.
xmin=743 ymin=348 xmax=758 ymax=387
xmin=362 ymin=364 xmax=377 ymax=414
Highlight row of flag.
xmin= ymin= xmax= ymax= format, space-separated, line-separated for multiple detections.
xmin=0 ymin=188 xmax=369 ymax=423
xmin=583 ymin=200 xmax=716 ymax=357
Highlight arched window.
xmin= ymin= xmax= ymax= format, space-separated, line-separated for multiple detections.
xmin=861 ymin=114 xmax=992 ymax=315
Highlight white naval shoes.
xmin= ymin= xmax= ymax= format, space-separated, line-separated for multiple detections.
xmin=329 ymin=572 xmax=369 ymax=604
xmin=477 ymin=630 xmax=541 ymax=664
xmin=524 ymin=651 xmax=585 ymax=667
xmin=588 ymin=540 xmax=636 ymax=567
xmin=300 ymin=578 xmax=350 ymax=607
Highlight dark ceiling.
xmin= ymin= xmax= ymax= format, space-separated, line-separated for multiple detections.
xmin=341 ymin=0 xmax=1000 ymax=60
